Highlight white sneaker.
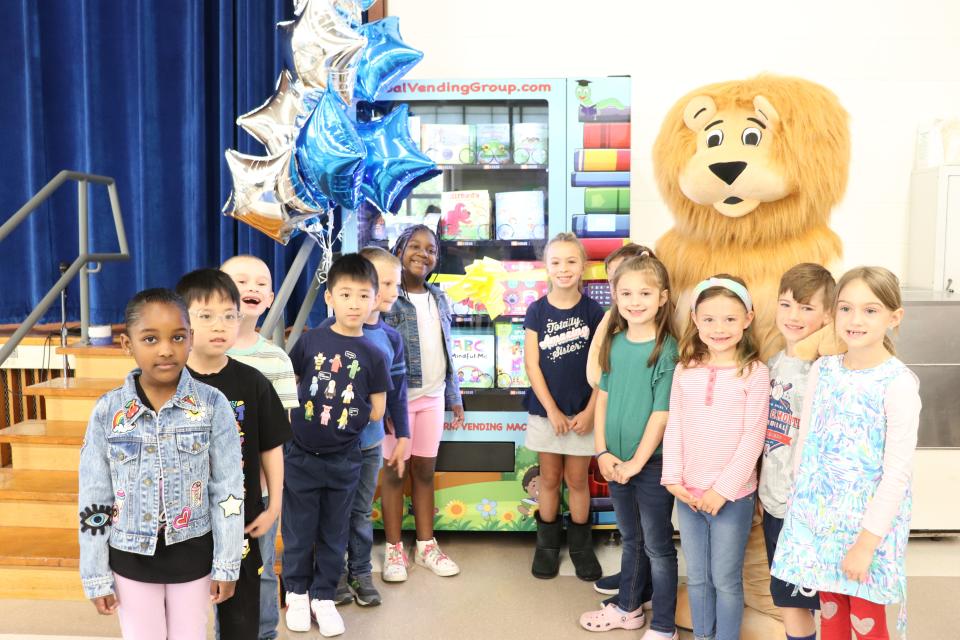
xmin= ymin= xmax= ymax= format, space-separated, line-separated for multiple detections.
xmin=415 ymin=538 xmax=460 ymax=577
xmin=284 ymin=592 xmax=311 ymax=632
xmin=382 ymin=541 xmax=408 ymax=582
xmin=311 ymin=598 xmax=345 ymax=637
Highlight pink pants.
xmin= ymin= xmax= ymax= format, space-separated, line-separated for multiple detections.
xmin=114 ymin=573 xmax=211 ymax=640
xmin=382 ymin=394 xmax=445 ymax=460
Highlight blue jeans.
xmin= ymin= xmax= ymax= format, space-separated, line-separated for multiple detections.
xmin=346 ymin=444 xmax=383 ymax=577
xmin=677 ymin=492 xmax=755 ymax=640
xmin=258 ymin=494 xmax=280 ymax=639
xmin=608 ymin=458 xmax=677 ymax=634
xmin=282 ymin=441 xmax=362 ymax=600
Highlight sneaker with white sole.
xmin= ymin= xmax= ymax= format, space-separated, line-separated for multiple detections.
xmin=334 ymin=571 xmax=352 ymax=606
xmin=382 ymin=541 xmax=408 ymax=582
xmin=415 ymin=538 xmax=460 ymax=577
xmin=284 ymin=592 xmax=311 ymax=632
xmin=310 ymin=598 xmax=345 ymax=637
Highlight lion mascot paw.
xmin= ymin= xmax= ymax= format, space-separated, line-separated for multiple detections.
xmin=652 ymin=75 xmax=850 ymax=638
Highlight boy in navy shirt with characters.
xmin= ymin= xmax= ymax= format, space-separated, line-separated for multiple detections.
xmin=282 ymin=254 xmax=391 ymax=637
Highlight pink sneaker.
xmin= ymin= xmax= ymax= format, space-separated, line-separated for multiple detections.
xmin=579 ymin=603 xmax=646 ymax=632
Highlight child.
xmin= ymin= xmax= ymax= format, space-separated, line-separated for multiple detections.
xmin=585 ymin=242 xmax=659 ymax=599
xmin=326 ymin=247 xmax=410 ymax=607
xmin=524 ymin=232 xmax=605 ymax=580
xmin=579 ymin=253 xmax=680 ymax=639
xmin=175 ymin=269 xmax=292 ymax=640
xmin=78 ymin=288 xmax=244 ymax=640
xmin=381 ymin=224 xmax=464 ymax=581
xmin=759 ymin=264 xmax=834 ymax=640
xmin=661 ymin=274 xmax=769 ymax=640
xmin=772 ymin=267 xmax=921 ymax=640
xmin=283 ymin=254 xmax=390 ymax=636
xmin=220 ymin=254 xmax=299 ymax=640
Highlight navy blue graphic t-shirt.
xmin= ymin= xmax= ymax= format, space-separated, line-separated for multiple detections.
xmin=523 ymin=295 xmax=604 ymax=417
xmin=288 ymin=325 xmax=391 ymax=454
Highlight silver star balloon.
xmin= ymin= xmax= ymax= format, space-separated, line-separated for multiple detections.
xmin=236 ymin=70 xmax=308 ymax=155
xmin=277 ymin=1 xmax=366 ymax=104
xmin=223 ymin=149 xmax=319 ymax=245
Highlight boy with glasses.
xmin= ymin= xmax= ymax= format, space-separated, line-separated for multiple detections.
xmin=176 ymin=269 xmax=292 ymax=640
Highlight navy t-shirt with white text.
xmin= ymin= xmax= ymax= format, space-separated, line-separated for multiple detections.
xmin=523 ymin=295 xmax=604 ymax=417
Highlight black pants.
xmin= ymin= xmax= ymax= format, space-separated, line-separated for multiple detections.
xmin=216 ymin=534 xmax=263 ymax=640
xmin=282 ymin=440 xmax=362 ymax=600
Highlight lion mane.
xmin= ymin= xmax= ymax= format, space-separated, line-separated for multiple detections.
xmin=653 ymin=74 xmax=850 ymax=355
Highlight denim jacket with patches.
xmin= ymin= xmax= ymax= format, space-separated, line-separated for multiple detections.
xmin=382 ymin=282 xmax=462 ymax=408
xmin=78 ymin=369 xmax=244 ymax=599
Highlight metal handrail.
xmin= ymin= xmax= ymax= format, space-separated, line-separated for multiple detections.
xmin=0 ymin=170 xmax=128 ymax=367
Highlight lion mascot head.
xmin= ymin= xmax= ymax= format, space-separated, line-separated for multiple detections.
xmin=653 ymin=74 xmax=850 ymax=357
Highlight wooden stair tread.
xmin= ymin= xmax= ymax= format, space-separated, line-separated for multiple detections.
xmin=0 ymin=420 xmax=86 ymax=444
xmin=0 ymin=527 xmax=78 ymax=567
xmin=23 ymin=377 xmax=121 ymax=397
xmin=0 ymin=469 xmax=78 ymax=502
xmin=57 ymin=345 xmax=127 ymax=356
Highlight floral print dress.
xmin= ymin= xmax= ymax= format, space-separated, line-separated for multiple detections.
xmin=771 ymin=355 xmax=914 ymax=611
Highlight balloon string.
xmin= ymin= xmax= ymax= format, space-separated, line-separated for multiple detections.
xmin=306 ymin=210 xmax=355 ymax=286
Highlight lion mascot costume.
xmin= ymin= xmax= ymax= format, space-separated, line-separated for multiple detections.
xmin=652 ymin=75 xmax=850 ymax=637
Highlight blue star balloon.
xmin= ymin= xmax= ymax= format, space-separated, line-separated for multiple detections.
xmin=357 ymin=104 xmax=440 ymax=214
xmin=355 ymin=17 xmax=424 ymax=103
xmin=295 ymin=88 xmax=366 ymax=210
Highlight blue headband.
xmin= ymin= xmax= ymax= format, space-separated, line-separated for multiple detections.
xmin=691 ymin=277 xmax=753 ymax=311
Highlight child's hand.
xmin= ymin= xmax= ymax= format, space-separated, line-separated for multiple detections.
xmin=613 ymin=459 xmax=642 ymax=484
xmin=210 ymin=579 xmax=236 ymax=604
xmin=386 ymin=436 xmax=409 ymax=479
xmin=699 ymin=489 xmax=727 ymax=516
xmin=451 ymin=404 xmax=465 ymax=429
xmin=569 ymin=408 xmax=594 ymax=435
xmin=245 ymin=508 xmax=279 ymax=538
xmin=842 ymin=540 xmax=876 ymax=583
xmin=666 ymin=484 xmax=699 ymax=512
xmin=91 ymin=594 xmax=119 ymax=615
xmin=598 ymin=453 xmax=622 ymax=482
xmin=547 ymin=408 xmax=571 ymax=435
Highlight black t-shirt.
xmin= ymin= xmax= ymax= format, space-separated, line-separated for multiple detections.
xmin=110 ymin=375 xmax=214 ymax=584
xmin=188 ymin=358 xmax=292 ymax=525
xmin=288 ymin=325 xmax=391 ymax=454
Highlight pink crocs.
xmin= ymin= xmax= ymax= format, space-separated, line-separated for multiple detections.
xmin=578 ymin=603 xmax=646 ymax=632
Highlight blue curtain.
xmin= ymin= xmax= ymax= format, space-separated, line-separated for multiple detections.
xmin=0 ymin=0 xmax=327 ymax=327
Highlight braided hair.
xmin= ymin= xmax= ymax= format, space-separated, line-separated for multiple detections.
xmin=390 ymin=223 xmax=441 ymax=300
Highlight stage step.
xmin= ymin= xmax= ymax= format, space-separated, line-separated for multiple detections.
xmin=0 ymin=469 xmax=78 ymax=528
xmin=0 ymin=526 xmax=83 ymax=599
xmin=23 ymin=377 xmax=120 ymax=421
xmin=57 ymin=344 xmax=134 ymax=379
xmin=0 ymin=420 xmax=85 ymax=471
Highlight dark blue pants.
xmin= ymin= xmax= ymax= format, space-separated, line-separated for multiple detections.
xmin=608 ymin=457 xmax=678 ymax=634
xmin=281 ymin=440 xmax=362 ymax=600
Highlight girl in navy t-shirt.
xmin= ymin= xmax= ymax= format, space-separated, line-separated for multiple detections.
xmin=524 ymin=232 xmax=604 ymax=581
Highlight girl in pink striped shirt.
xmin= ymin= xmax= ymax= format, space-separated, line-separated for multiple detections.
xmin=661 ymin=274 xmax=769 ymax=640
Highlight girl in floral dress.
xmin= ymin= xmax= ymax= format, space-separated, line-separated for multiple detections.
xmin=772 ymin=267 xmax=922 ymax=639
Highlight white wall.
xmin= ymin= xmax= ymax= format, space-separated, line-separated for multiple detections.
xmin=389 ymin=0 xmax=960 ymax=277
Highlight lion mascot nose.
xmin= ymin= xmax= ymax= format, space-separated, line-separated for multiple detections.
xmin=709 ymin=161 xmax=748 ymax=185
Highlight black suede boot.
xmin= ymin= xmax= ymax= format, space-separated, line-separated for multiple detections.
xmin=532 ymin=512 xmax=562 ymax=579
xmin=567 ymin=520 xmax=602 ymax=581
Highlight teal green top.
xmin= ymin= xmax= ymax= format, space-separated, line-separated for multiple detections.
xmin=599 ymin=333 xmax=678 ymax=461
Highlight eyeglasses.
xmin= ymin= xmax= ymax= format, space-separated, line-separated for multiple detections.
xmin=190 ymin=310 xmax=243 ymax=327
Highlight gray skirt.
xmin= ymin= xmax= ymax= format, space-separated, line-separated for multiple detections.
xmin=524 ymin=414 xmax=596 ymax=456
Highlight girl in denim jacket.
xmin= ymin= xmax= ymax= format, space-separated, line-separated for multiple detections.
xmin=78 ymin=288 xmax=244 ymax=640
xmin=381 ymin=224 xmax=464 ymax=581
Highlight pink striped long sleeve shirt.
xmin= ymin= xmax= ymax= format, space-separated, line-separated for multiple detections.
xmin=661 ymin=362 xmax=770 ymax=501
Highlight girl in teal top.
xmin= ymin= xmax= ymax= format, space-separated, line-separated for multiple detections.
xmin=579 ymin=253 xmax=681 ymax=639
